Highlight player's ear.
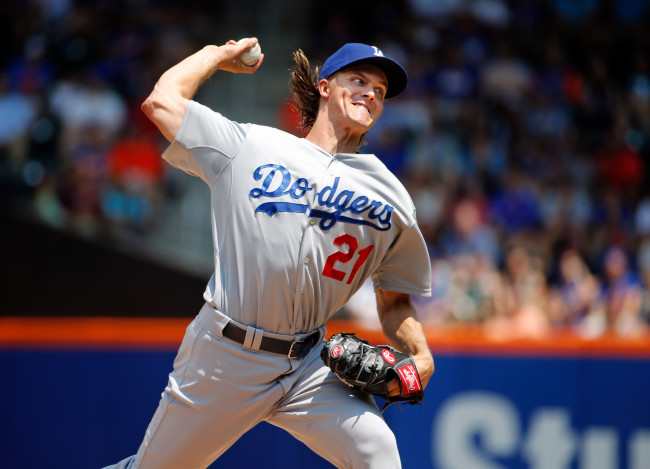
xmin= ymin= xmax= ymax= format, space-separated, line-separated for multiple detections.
xmin=317 ymin=78 xmax=331 ymax=98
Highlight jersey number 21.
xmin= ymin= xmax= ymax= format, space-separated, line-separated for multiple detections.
xmin=322 ymin=234 xmax=374 ymax=285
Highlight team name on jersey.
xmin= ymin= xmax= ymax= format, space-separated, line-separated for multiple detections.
xmin=249 ymin=164 xmax=393 ymax=231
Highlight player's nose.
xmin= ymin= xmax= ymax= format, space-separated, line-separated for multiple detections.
xmin=362 ymin=89 xmax=376 ymax=101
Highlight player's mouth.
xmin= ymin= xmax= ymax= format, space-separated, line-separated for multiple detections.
xmin=353 ymin=102 xmax=371 ymax=114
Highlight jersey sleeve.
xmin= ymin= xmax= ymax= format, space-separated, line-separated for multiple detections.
xmin=372 ymin=221 xmax=432 ymax=297
xmin=162 ymin=100 xmax=251 ymax=185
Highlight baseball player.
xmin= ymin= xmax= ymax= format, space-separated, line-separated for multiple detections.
xmin=104 ymin=38 xmax=433 ymax=469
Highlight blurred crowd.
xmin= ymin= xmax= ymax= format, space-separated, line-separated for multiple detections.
xmin=0 ymin=0 xmax=218 ymax=236
xmin=2 ymin=0 xmax=650 ymax=338
xmin=316 ymin=0 xmax=650 ymax=338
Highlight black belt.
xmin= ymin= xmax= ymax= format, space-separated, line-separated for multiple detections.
xmin=222 ymin=322 xmax=321 ymax=359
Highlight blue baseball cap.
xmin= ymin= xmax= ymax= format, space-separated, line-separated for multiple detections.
xmin=319 ymin=43 xmax=408 ymax=99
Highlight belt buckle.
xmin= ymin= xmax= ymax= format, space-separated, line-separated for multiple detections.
xmin=288 ymin=340 xmax=305 ymax=359
xmin=288 ymin=331 xmax=319 ymax=359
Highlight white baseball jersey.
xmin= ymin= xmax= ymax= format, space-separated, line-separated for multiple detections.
xmin=163 ymin=100 xmax=431 ymax=335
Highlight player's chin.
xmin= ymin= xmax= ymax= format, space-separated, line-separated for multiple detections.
xmin=350 ymin=113 xmax=377 ymax=131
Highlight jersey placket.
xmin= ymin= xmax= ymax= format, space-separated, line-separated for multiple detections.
xmin=290 ymin=154 xmax=339 ymax=334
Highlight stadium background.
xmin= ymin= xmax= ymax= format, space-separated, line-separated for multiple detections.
xmin=1 ymin=0 xmax=650 ymax=468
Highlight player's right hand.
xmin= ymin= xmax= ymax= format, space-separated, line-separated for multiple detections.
xmin=217 ymin=38 xmax=264 ymax=74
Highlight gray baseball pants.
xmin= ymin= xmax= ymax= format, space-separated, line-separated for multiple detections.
xmin=102 ymin=307 xmax=401 ymax=469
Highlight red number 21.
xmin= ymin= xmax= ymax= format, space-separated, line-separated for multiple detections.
xmin=322 ymin=234 xmax=374 ymax=284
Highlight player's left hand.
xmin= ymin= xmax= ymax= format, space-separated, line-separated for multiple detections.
xmin=322 ymin=333 xmax=425 ymax=408
xmin=386 ymin=377 xmax=400 ymax=397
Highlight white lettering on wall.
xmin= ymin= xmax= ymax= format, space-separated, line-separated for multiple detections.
xmin=523 ymin=409 xmax=576 ymax=469
xmin=581 ymin=428 xmax=618 ymax=469
xmin=434 ymin=392 xmax=519 ymax=469
xmin=630 ymin=430 xmax=650 ymax=469
xmin=432 ymin=392 xmax=649 ymax=469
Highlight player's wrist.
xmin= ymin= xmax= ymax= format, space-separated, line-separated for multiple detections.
xmin=413 ymin=353 xmax=434 ymax=389
xmin=200 ymin=45 xmax=228 ymax=71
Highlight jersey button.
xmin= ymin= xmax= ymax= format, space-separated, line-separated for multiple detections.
xmin=309 ymin=219 xmax=316 ymax=225
xmin=305 ymin=257 xmax=310 ymax=264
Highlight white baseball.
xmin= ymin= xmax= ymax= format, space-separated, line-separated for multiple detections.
xmin=238 ymin=39 xmax=261 ymax=66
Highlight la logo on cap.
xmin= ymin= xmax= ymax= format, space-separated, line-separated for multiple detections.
xmin=319 ymin=43 xmax=409 ymax=98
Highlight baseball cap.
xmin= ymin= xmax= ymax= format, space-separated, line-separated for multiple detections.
xmin=319 ymin=43 xmax=408 ymax=99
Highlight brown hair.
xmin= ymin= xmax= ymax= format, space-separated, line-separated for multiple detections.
xmin=288 ymin=49 xmax=368 ymax=148
xmin=289 ymin=49 xmax=321 ymax=131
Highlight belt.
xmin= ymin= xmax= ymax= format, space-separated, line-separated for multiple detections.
xmin=222 ymin=322 xmax=321 ymax=359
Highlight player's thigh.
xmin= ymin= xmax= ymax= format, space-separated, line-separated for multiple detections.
xmin=268 ymin=354 xmax=401 ymax=469
xmin=132 ymin=320 xmax=288 ymax=468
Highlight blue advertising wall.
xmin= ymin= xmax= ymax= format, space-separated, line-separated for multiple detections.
xmin=2 ymin=346 xmax=649 ymax=469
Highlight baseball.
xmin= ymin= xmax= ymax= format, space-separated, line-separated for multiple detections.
xmin=238 ymin=39 xmax=261 ymax=66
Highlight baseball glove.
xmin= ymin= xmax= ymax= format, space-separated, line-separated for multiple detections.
xmin=321 ymin=332 xmax=424 ymax=408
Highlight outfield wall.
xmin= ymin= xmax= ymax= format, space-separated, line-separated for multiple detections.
xmin=2 ymin=318 xmax=649 ymax=469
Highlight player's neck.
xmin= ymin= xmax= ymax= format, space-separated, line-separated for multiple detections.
xmin=306 ymin=121 xmax=362 ymax=155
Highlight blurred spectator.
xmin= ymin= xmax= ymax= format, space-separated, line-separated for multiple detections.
xmin=467 ymin=0 xmax=511 ymax=29
xmin=0 ymin=72 xmax=36 ymax=170
xmin=586 ymin=246 xmax=644 ymax=337
xmin=572 ymin=56 xmax=616 ymax=152
xmin=427 ymin=41 xmax=480 ymax=107
xmin=49 ymin=68 xmax=127 ymax=155
xmin=538 ymin=178 xmax=593 ymax=265
xmin=439 ymin=196 xmax=499 ymax=263
xmin=489 ymin=169 xmax=543 ymax=234
xmin=55 ymin=124 xmax=110 ymax=235
xmin=440 ymin=253 xmax=509 ymax=324
xmin=5 ymin=34 xmax=55 ymax=95
xmin=487 ymin=243 xmax=551 ymax=338
xmin=408 ymin=0 xmax=465 ymax=25
xmin=405 ymin=171 xmax=447 ymax=251
xmin=634 ymin=192 xmax=650 ymax=237
xmin=547 ymin=249 xmax=601 ymax=326
xmin=595 ymin=128 xmax=644 ymax=198
xmin=101 ymin=127 xmax=165 ymax=234
xmin=637 ymin=238 xmax=650 ymax=325
xmin=480 ymin=39 xmax=534 ymax=110
xmin=626 ymin=52 xmax=650 ymax=136
xmin=589 ymin=188 xmax=635 ymax=251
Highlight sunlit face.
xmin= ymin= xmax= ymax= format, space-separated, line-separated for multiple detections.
xmin=321 ymin=64 xmax=388 ymax=134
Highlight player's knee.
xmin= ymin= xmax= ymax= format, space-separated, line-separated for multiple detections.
xmin=351 ymin=423 xmax=401 ymax=469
